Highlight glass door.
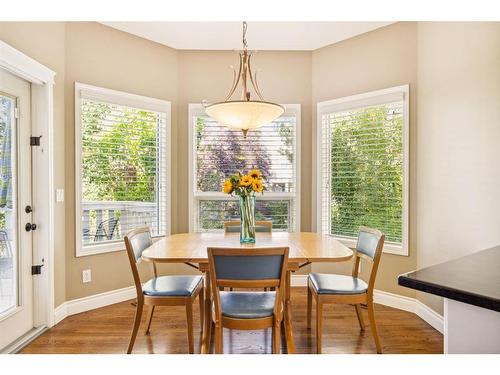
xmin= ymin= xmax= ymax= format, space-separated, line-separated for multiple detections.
xmin=0 ymin=93 xmax=17 ymax=315
xmin=0 ymin=68 xmax=34 ymax=351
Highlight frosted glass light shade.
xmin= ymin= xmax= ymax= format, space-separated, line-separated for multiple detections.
xmin=205 ymin=101 xmax=284 ymax=131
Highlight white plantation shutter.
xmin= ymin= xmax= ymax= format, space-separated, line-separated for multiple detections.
xmin=76 ymin=84 xmax=170 ymax=255
xmin=190 ymin=104 xmax=300 ymax=232
xmin=317 ymin=86 xmax=408 ymax=254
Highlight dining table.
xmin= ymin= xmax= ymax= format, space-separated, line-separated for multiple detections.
xmin=141 ymin=231 xmax=354 ymax=354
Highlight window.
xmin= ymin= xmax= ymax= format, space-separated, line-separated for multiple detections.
xmin=75 ymin=83 xmax=170 ymax=256
xmin=189 ymin=104 xmax=300 ymax=232
xmin=317 ymin=85 xmax=409 ymax=255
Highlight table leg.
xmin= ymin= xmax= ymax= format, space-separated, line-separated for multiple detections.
xmin=200 ymin=268 xmax=212 ymax=354
xmin=283 ymin=269 xmax=296 ymax=354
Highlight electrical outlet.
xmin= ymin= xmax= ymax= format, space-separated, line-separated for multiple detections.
xmin=82 ymin=269 xmax=92 ymax=283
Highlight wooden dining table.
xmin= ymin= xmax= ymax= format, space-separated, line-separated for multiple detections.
xmin=141 ymin=231 xmax=353 ymax=354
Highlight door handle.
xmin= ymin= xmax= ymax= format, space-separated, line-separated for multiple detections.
xmin=25 ymin=223 xmax=37 ymax=232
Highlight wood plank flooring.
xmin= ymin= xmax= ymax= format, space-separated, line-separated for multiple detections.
xmin=20 ymin=288 xmax=442 ymax=354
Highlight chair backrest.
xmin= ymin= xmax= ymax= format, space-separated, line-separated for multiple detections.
xmin=208 ymin=247 xmax=289 ymax=319
xmin=223 ymin=220 xmax=273 ymax=233
xmin=124 ymin=227 xmax=153 ymax=296
xmin=208 ymin=247 xmax=288 ymax=287
xmin=0 ymin=230 xmax=12 ymax=258
xmin=352 ymin=226 xmax=385 ymax=292
xmin=95 ymin=217 xmax=119 ymax=241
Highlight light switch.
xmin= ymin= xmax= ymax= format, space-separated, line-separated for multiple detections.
xmin=56 ymin=188 xmax=64 ymax=202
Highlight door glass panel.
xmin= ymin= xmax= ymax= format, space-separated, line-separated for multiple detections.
xmin=0 ymin=93 xmax=17 ymax=316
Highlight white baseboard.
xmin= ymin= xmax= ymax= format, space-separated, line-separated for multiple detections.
xmin=415 ymin=300 xmax=444 ymax=333
xmin=290 ymin=274 xmax=308 ymax=287
xmin=289 ymin=275 xmax=443 ymax=333
xmin=373 ymin=289 xmax=416 ymax=313
xmin=54 ymin=286 xmax=136 ymax=325
xmin=53 ymin=276 xmax=443 ymax=335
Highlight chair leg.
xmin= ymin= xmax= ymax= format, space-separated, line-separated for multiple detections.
xmin=354 ymin=304 xmax=366 ymax=331
xmin=272 ymin=321 xmax=281 ymax=354
xmin=367 ymin=299 xmax=382 ymax=354
xmin=306 ymin=286 xmax=312 ymax=329
xmin=315 ymin=300 xmax=323 ymax=354
xmin=214 ymin=322 xmax=223 ymax=354
xmin=198 ymin=290 xmax=204 ymax=333
xmin=145 ymin=305 xmax=155 ymax=334
xmin=127 ymin=299 xmax=143 ymax=354
xmin=186 ymin=301 xmax=194 ymax=354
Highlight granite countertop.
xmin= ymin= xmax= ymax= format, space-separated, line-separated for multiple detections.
xmin=398 ymin=246 xmax=500 ymax=312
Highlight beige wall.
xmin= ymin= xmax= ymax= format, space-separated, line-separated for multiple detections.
xmin=311 ymin=22 xmax=418 ymax=298
xmin=416 ymin=22 xmax=500 ymax=314
xmin=0 ymin=22 xmax=67 ymax=306
xmin=3 ymin=21 xmax=498 ymax=314
xmin=175 ymin=50 xmax=313 ymax=276
xmin=177 ymin=50 xmax=313 ymax=233
xmin=63 ymin=22 xmax=179 ymax=300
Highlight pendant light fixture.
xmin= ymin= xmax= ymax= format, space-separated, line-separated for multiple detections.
xmin=204 ymin=22 xmax=284 ymax=137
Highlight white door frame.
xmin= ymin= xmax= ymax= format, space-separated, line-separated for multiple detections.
xmin=0 ymin=40 xmax=56 ymax=329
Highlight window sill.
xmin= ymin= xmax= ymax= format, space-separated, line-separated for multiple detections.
xmin=329 ymin=235 xmax=409 ymax=256
xmin=75 ymin=235 xmax=164 ymax=257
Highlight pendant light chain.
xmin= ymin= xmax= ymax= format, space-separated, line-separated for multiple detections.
xmin=242 ymin=21 xmax=248 ymax=50
xmin=204 ymin=21 xmax=284 ymax=135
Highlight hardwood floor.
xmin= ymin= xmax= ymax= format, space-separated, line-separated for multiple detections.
xmin=20 ymin=288 xmax=442 ymax=354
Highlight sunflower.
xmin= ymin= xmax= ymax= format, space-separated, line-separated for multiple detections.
xmin=252 ymin=179 xmax=263 ymax=193
xmin=239 ymin=175 xmax=253 ymax=187
xmin=248 ymin=169 xmax=262 ymax=180
xmin=222 ymin=179 xmax=233 ymax=194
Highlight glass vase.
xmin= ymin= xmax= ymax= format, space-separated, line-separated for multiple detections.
xmin=239 ymin=193 xmax=256 ymax=243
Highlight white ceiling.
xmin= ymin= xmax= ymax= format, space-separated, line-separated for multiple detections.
xmin=100 ymin=22 xmax=394 ymax=51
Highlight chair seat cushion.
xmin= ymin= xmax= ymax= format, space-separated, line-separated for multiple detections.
xmin=219 ymin=291 xmax=276 ymax=319
xmin=309 ymin=273 xmax=368 ymax=295
xmin=142 ymin=275 xmax=202 ymax=297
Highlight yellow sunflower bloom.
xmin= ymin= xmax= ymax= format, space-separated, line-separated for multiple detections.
xmin=252 ymin=179 xmax=263 ymax=193
xmin=239 ymin=175 xmax=253 ymax=187
xmin=248 ymin=169 xmax=262 ymax=180
xmin=222 ymin=179 xmax=233 ymax=194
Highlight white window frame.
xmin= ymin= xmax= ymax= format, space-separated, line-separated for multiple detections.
xmin=75 ymin=83 xmax=171 ymax=257
xmin=316 ymin=85 xmax=409 ymax=256
xmin=188 ymin=103 xmax=301 ymax=233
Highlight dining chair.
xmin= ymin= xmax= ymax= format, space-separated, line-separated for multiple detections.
xmin=307 ymin=226 xmax=385 ymax=354
xmin=207 ymin=246 xmax=289 ymax=354
xmin=223 ymin=220 xmax=273 ymax=233
xmin=124 ymin=227 xmax=204 ymax=354
xmin=223 ymin=220 xmax=274 ymax=291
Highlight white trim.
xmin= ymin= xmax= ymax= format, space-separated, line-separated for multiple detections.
xmin=326 ymin=235 xmax=405 ymax=256
xmin=373 ymin=289 xmax=419 ymax=313
xmin=188 ymin=103 xmax=301 ymax=233
xmin=74 ymin=83 xmax=172 ymax=257
xmin=0 ymin=326 xmax=48 ymax=354
xmin=51 ymin=277 xmax=443 ymax=335
xmin=290 ymin=274 xmax=308 ymax=287
xmin=77 ymin=82 xmax=169 ymax=113
xmin=54 ymin=286 xmax=136 ymax=325
xmin=415 ymin=300 xmax=445 ymax=334
xmin=291 ymin=275 xmax=443 ymax=334
xmin=0 ymin=41 xmax=56 ymax=332
xmin=0 ymin=41 xmax=55 ymax=85
xmin=315 ymin=85 xmax=410 ymax=256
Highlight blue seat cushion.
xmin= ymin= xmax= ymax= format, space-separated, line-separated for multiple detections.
xmin=219 ymin=291 xmax=276 ymax=319
xmin=142 ymin=275 xmax=203 ymax=297
xmin=309 ymin=273 xmax=368 ymax=295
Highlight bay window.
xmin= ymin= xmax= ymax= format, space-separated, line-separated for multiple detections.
xmin=316 ymin=85 xmax=409 ymax=255
xmin=75 ymin=83 xmax=170 ymax=256
xmin=189 ymin=104 xmax=300 ymax=232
